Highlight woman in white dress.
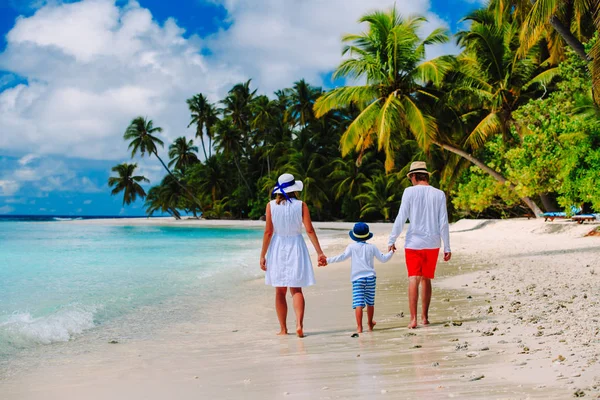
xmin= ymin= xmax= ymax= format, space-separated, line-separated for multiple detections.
xmin=260 ymin=173 xmax=326 ymax=337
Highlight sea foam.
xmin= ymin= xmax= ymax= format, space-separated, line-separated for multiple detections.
xmin=0 ymin=306 xmax=97 ymax=346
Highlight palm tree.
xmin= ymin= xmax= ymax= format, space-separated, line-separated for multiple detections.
xmin=213 ymin=119 xmax=252 ymax=193
xmin=124 ymin=116 xmax=203 ymax=211
xmin=518 ymin=0 xmax=595 ymax=62
xmin=452 ymin=9 xmax=559 ymax=145
xmin=314 ymin=9 xmax=451 ymax=172
xmin=355 ymin=173 xmax=401 ymax=221
xmin=328 ymin=153 xmax=381 ymax=202
xmin=144 ymin=177 xmax=183 ymax=220
xmin=188 ymin=155 xmax=229 ymax=203
xmin=187 ymin=94 xmax=219 ymax=160
xmin=285 ymin=79 xmax=322 ymax=128
xmin=168 ymin=137 xmax=199 ymax=173
xmin=108 ymin=163 xmax=149 ymax=206
xmin=433 ymin=8 xmax=558 ymax=215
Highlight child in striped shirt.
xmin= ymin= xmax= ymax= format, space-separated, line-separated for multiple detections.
xmin=325 ymin=222 xmax=394 ymax=333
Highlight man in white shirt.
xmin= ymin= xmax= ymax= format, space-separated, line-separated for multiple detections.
xmin=388 ymin=161 xmax=451 ymax=329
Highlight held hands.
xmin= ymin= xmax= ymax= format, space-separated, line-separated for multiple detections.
xmin=317 ymin=253 xmax=328 ymax=267
xmin=444 ymin=252 xmax=452 ymax=262
xmin=388 ymin=244 xmax=397 ymax=253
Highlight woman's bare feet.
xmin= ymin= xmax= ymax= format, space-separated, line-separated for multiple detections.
xmin=408 ymin=318 xmax=418 ymax=329
xmin=368 ymin=320 xmax=376 ymax=331
xmin=296 ymin=325 xmax=304 ymax=338
xmin=356 ymin=326 xmax=363 ymax=333
xmin=277 ymin=329 xmax=288 ymax=335
xmin=421 ymin=318 xmax=430 ymax=326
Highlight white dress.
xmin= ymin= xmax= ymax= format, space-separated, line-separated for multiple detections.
xmin=265 ymin=199 xmax=315 ymax=287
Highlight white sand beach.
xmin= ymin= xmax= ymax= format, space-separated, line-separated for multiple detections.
xmin=1 ymin=218 xmax=599 ymax=399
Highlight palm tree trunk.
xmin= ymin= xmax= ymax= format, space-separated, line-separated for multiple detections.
xmin=435 ymin=142 xmax=543 ymax=217
xmin=527 ymin=0 xmax=590 ymax=61
xmin=234 ymin=157 xmax=252 ymax=194
xmin=198 ymin=133 xmax=208 ymax=161
xmin=153 ymin=150 xmax=204 ymax=212
xmin=548 ymin=16 xmax=590 ymax=61
xmin=208 ymin=136 xmax=212 ymax=159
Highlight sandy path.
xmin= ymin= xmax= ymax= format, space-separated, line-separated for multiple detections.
xmin=1 ymin=218 xmax=599 ymax=399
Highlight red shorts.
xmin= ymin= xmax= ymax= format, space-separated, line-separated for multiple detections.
xmin=405 ymin=248 xmax=440 ymax=279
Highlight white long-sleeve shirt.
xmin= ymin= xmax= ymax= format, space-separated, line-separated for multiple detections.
xmin=388 ymin=185 xmax=451 ymax=253
xmin=327 ymin=242 xmax=394 ymax=282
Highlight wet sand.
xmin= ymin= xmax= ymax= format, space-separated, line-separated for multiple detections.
xmin=1 ymin=218 xmax=599 ymax=399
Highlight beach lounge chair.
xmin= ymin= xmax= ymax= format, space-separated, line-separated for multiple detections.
xmin=541 ymin=206 xmax=582 ymax=222
xmin=541 ymin=211 xmax=567 ymax=222
xmin=571 ymin=214 xmax=600 ymax=224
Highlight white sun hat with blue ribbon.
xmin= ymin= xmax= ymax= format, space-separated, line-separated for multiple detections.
xmin=272 ymin=173 xmax=304 ymax=201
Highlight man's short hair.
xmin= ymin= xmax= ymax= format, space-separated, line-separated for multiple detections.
xmin=411 ymin=172 xmax=430 ymax=182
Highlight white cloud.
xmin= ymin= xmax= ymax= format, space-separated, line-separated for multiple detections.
xmin=2 ymin=156 xmax=102 ymax=194
xmin=0 ymin=0 xmax=243 ymax=161
xmin=18 ymin=154 xmax=40 ymax=165
xmin=0 ymin=205 xmax=15 ymax=214
xmin=0 ymin=0 xmax=457 ymax=164
xmin=4 ymin=197 xmax=28 ymax=204
xmin=0 ymin=180 xmax=21 ymax=196
xmin=207 ymin=0 xmax=457 ymax=91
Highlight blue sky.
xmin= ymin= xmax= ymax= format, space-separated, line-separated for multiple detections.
xmin=0 ymin=0 xmax=480 ymax=216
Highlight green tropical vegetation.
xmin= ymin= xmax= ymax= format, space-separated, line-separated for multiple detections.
xmin=109 ymin=3 xmax=600 ymax=221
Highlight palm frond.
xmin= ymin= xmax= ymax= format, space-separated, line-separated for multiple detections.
xmin=465 ymin=112 xmax=502 ymax=149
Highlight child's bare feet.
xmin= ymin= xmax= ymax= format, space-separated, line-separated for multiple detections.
xmin=368 ymin=320 xmax=376 ymax=331
xmin=408 ymin=318 xmax=418 ymax=329
xmin=277 ymin=329 xmax=288 ymax=335
xmin=296 ymin=325 xmax=304 ymax=338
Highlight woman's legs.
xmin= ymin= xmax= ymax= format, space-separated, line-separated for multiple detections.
xmin=275 ymin=287 xmax=288 ymax=335
xmin=290 ymin=287 xmax=305 ymax=337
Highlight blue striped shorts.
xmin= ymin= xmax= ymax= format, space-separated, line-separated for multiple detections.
xmin=352 ymin=276 xmax=376 ymax=309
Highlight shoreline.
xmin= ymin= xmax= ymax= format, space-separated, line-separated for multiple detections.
xmin=1 ymin=218 xmax=599 ymax=399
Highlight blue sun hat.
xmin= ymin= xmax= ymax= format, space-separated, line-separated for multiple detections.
xmin=349 ymin=222 xmax=373 ymax=242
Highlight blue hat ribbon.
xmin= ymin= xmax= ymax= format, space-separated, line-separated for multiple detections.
xmin=271 ymin=179 xmax=295 ymax=202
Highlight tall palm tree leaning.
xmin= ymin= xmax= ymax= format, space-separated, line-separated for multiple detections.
xmin=124 ymin=116 xmax=203 ymax=212
xmin=108 ymin=163 xmax=149 ymax=205
xmin=314 ymin=8 xmax=546 ymax=216
xmin=314 ymin=10 xmax=451 ymax=172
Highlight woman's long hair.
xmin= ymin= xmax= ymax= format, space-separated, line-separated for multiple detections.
xmin=275 ymin=192 xmax=298 ymax=205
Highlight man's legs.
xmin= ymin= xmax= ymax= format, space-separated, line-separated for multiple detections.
xmin=420 ymin=249 xmax=439 ymax=326
xmin=275 ymin=287 xmax=288 ymax=335
xmin=408 ymin=275 xmax=422 ymax=329
xmin=420 ymin=278 xmax=432 ymax=325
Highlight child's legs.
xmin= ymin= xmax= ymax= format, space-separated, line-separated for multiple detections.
xmin=365 ymin=276 xmax=376 ymax=329
xmin=354 ymin=307 xmax=364 ymax=332
xmin=352 ymin=278 xmax=367 ymax=332
xmin=289 ymin=287 xmax=305 ymax=334
xmin=275 ymin=287 xmax=288 ymax=333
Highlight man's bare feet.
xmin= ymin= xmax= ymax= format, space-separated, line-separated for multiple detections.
xmin=368 ymin=321 xmax=376 ymax=331
xmin=408 ymin=318 xmax=418 ymax=329
xmin=277 ymin=329 xmax=288 ymax=335
xmin=296 ymin=326 xmax=304 ymax=338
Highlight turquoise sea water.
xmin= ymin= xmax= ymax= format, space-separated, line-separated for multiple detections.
xmin=0 ymin=220 xmax=263 ymax=363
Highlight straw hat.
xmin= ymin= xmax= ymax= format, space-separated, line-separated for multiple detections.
xmin=349 ymin=222 xmax=373 ymax=242
xmin=406 ymin=161 xmax=431 ymax=177
xmin=272 ymin=173 xmax=304 ymax=195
